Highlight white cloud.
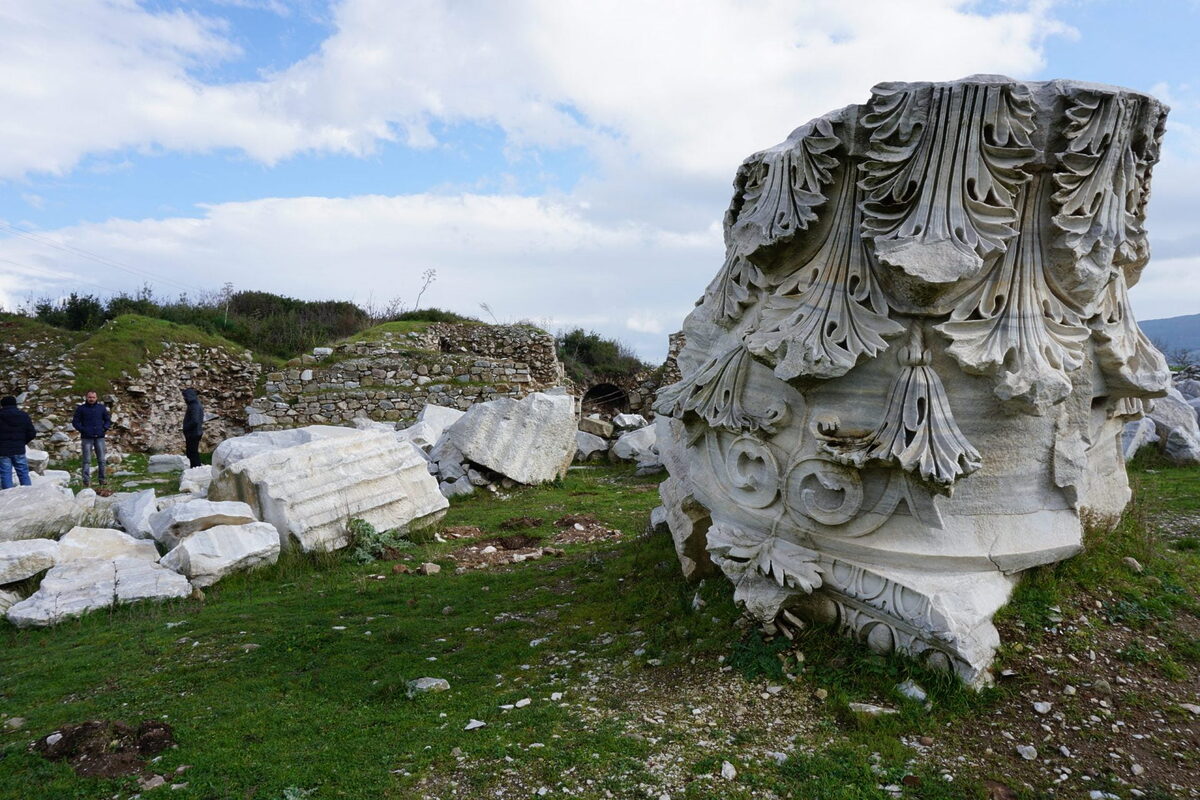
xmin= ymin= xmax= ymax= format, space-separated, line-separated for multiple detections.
xmin=0 ymin=0 xmax=1068 ymax=184
xmin=626 ymin=314 xmax=664 ymax=335
xmin=0 ymin=193 xmax=713 ymax=358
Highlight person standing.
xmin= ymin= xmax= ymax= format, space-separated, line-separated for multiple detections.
xmin=182 ymin=388 xmax=204 ymax=468
xmin=0 ymin=396 xmax=37 ymax=489
xmin=72 ymin=390 xmax=111 ymax=487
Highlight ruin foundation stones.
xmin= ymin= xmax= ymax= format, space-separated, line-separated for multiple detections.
xmin=654 ymin=75 xmax=1170 ymax=684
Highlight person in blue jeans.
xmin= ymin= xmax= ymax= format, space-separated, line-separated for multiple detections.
xmin=71 ymin=390 xmax=112 ymax=487
xmin=0 ymin=395 xmax=37 ymax=489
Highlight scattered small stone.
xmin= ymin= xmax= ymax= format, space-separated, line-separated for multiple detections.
xmin=45 ymin=732 xmax=63 ymax=746
xmin=1059 ymin=745 xmax=1072 ymax=758
xmin=406 ymin=678 xmax=450 ymax=698
xmin=464 ymin=719 xmax=486 ymax=731
xmin=514 ymin=698 xmax=531 ymax=708
xmin=417 ymin=562 xmax=441 ymax=575
xmin=1033 ymin=701 xmax=1052 ymax=714
xmin=550 ymin=692 xmax=564 ymax=701
xmin=814 ymin=689 xmax=828 ymax=701
xmin=721 ymin=761 xmax=737 ymax=780
xmin=849 ymin=702 xmax=898 ymax=716
xmin=1122 ymin=556 xmax=1144 ymax=574
xmin=766 ymin=751 xmax=788 ymax=765
xmin=896 ymin=680 xmax=927 ymax=702
xmin=138 ymin=774 xmax=166 ymax=791
xmin=1179 ymin=703 xmax=1200 ymax=715
xmin=1063 ymin=685 xmax=1077 ymax=696
xmin=1092 ymin=678 xmax=1113 ymax=696
xmin=1131 ymin=763 xmax=1145 ymax=776
xmin=1016 ymin=745 xmax=1038 ymax=761
xmin=3 ymin=717 xmax=25 ymax=731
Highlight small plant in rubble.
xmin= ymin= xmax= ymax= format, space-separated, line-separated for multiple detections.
xmin=345 ymin=517 xmax=415 ymax=564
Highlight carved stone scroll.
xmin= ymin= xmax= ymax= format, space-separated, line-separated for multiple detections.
xmin=656 ymin=76 xmax=1170 ymax=685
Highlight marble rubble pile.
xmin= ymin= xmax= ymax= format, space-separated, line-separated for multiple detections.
xmin=1122 ymin=371 xmax=1200 ymax=463
xmin=387 ymin=393 xmax=578 ymax=499
xmin=653 ymin=76 xmax=1172 ymax=684
xmin=573 ymin=412 xmax=664 ymax=474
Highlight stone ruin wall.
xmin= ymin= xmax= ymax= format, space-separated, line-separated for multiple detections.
xmin=1 ymin=339 xmax=261 ymax=459
xmin=247 ymin=323 xmax=566 ymax=430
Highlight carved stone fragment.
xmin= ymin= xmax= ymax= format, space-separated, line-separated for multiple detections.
xmin=655 ymin=76 xmax=1170 ymax=684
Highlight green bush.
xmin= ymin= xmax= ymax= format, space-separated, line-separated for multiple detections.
xmin=391 ymin=307 xmax=479 ymax=324
xmin=556 ymin=328 xmax=647 ymax=384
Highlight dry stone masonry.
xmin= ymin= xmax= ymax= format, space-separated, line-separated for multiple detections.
xmin=654 ymin=76 xmax=1171 ymax=684
xmin=248 ymin=323 xmax=564 ymax=429
xmin=0 ymin=337 xmax=261 ymax=458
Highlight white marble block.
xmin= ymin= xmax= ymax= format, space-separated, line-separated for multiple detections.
xmin=445 ymin=392 xmax=576 ymax=485
xmin=148 ymin=499 xmax=259 ymax=550
xmin=654 ymin=76 xmax=1171 ymax=685
xmin=0 ymin=539 xmax=60 ymax=584
xmin=6 ymin=556 xmax=190 ymax=628
xmin=208 ymin=426 xmax=448 ymax=552
xmin=0 ymin=484 xmax=81 ymax=543
xmin=160 ymin=522 xmax=281 ymax=587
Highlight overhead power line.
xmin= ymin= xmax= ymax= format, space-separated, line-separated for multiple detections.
xmin=0 ymin=219 xmax=208 ymax=297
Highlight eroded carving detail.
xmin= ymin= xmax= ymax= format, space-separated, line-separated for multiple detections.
xmin=654 ymin=345 xmax=789 ymax=435
xmin=821 ymin=328 xmax=982 ymax=488
xmin=745 ymin=165 xmax=905 ymax=380
xmin=705 ymin=119 xmax=842 ymax=325
xmin=936 ymin=174 xmax=1089 ymax=413
xmin=860 ymin=79 xmax=1036 ymax=283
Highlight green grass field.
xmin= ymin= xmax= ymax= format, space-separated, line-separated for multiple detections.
xmin=1 ymin=460 xmax=1197 ymax=800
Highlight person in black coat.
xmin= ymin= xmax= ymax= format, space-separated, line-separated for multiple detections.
xmin=71 ymin=390 xmax=111 ymax=486
xmin=182 ymin=388 xmax=204 ymax=468
xmin=0 ymin=395 xmax=37 ymax=489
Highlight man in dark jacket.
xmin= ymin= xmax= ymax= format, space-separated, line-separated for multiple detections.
xmin=0 ymin=395 xmax=37 ymax=489
xmin=72 ymin=390 xmax=111 ymax=486
xmin=182 ymin=388 xmax=204 ymax=468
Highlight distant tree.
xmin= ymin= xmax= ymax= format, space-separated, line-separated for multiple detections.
xmin=34 ymin=292 xmax=106 ymax=331
xmin=555 ymin=328 xmax=647 ymax=384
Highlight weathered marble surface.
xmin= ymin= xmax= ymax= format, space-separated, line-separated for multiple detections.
xmin=148 ymin=499 xmax=258 ymax=550
xmin=0 ymin=539 xmax=59 ymax=584
xmin=209 ymin=426 xmax=448 ymax=552
xmin=446 ymin=392 xmax=576 ymax=485
xmin=655 ymin=76 xmax=1170 ymax=684
xmin=6 ymin=556 xmax=190 ymax=628
xmin=0 ymin=484 xmax=80 ymax=542
xmin=161 ymin=522 xmax=281 ymax=587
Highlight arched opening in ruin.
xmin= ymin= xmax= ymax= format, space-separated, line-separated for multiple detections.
xmin=581 ymin=383 xmax=629 ymax=415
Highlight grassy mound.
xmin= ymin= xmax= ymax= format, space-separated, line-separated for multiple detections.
xmin=66 ymin=314 xmax=256 ymax=396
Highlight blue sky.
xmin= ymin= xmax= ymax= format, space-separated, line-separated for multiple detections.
xmin=1 ymin=0 xmax=1198 ymax=360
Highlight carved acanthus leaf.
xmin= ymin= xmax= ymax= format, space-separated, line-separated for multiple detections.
xmin=860 ymin=80 xmax=1036 ymax=283
xmin=731 ymin=118 xmax=842 ymax=249
xmin=707 ymin=521 xmax=823 ymax=594
xmin=935 ymin=174 xmax=1089 ymax=413
xmin=653 ymin=344 xmax=789 ymax=435
xmin=706 ymin=119 xmax=842 ymax=325
xmin=744 ymin=166 xmax=905 ymax=381
xmin=1052 ymin=91 xmax=1150 ymax=279
xmin=1090 ymin=272 xmax=1171 ymax=397
xmin=823 ymin=329 xmax=982 ymax=488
